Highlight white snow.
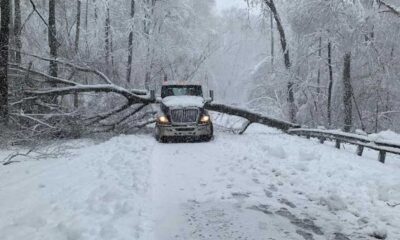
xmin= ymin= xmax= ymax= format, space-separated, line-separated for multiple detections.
xmin=162 ymin=96 xmax=205 ymax=108
xmin=1 ymin=125 xmax=400 ymax=239
xmin=369 ymin=130 xmax=400 ymax=146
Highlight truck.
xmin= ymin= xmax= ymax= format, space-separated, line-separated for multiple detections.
xmin=154 ymin=83 xmax=214 ymax=143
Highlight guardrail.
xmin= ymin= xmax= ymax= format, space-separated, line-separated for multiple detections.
xmin=288 ymin=128 xmax=400 ymax=164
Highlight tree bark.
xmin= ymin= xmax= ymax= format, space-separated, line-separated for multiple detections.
xmin=75 ymin=0 xmax=81 ymax=53
xmin=270 ymin=11 xmax=274 ymax=69
xmin=48 ymin=0 xmax=58 ymax=79
xmin=14 ymin=0 xmax=22 ymax=64
xmin=74 ymin=0 xmax=82 ymax=108
xmin=264 ymin=0 xmax=296 ymax=123
xmin=205 ymin=103 xmax=300 ymax=132
xmin=93 ymin=0 xmax=98 ymax=21
xmin=327 ymin=41 xmax=333 ymax=127
xmin=144 ymin=0 xmax=156 ymax=89
xmin=317 ymin=37 xmax=321 ymax=95
xmin=126 ymin=0 xmax=135 ymax=83
xmin=104 ymin=5 xmax=111 ymax=76
xmin=342 ymin=52 xmax=352 ymax=132
xmin=0 ymin=0 xmax=11 ymax=123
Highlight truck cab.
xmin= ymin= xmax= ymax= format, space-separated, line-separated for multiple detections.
xmin=155 ymin=83 xmax=213 ymax=142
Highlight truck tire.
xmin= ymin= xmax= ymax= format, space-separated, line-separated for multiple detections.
xmin=203 ymin=123 xmax=214 ymax=142
xmin=154 ymin=126 xmax=165 ymax=143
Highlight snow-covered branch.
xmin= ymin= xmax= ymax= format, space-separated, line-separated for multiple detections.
xmin=379 ymin=0 xmax=400 ymax=17
xmin=25 ymin=84 xmax=153 ymax=103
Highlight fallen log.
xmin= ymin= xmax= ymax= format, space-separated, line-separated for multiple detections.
xmin=205 ymin=103 xmax=300 ymax=132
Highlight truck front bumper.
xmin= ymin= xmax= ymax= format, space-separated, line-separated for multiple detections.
xmin=156 ymin=123 xmax=212 ymax=137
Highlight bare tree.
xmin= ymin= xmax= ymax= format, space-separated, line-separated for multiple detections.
xmin=327 ymin=41 xmax=333 ymax=127
xmin=75 ymin=0 xmax=81 ymax=53
xmin=0 ymin=0 xmax=11 ymax=124
xmin=342 ymin=52 xmax=352 ymax=132
xmin=263 ymin=0 xmax=296 ymax=123
xmin=104 ymin=3 xmax=111 ymax=76
xmin=48 ymin=0 xmax=58 ymax=79
xmin=14 ymin=0 xmax=22 ymax=64
xmin=126 ymin=0 xmax=135 ymax=83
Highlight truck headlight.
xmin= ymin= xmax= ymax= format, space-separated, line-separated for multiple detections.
xmin=200 ymin=115 xmax=210 ymax=123
xmin=158 ymin=116 xmax=169 ymax=124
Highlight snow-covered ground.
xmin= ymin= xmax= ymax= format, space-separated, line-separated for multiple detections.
xmin=1 ymin=125 xmax=400 ymax=240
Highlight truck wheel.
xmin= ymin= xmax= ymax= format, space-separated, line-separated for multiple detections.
xmin=203 ymin=123 xmax=214 ymax=142
xmin=203 ymin=135 xmax=213 ymax=142
xmin=155 ymin=126 xmax=164 ymax=143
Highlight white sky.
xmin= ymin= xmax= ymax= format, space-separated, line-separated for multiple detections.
xmin=215 ymin=0 xmax=247 ymax=12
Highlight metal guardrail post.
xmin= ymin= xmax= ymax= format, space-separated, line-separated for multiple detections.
xmin=356 ymin=146 xmax=364 ymax=156
xmin=379 ymin=151 xmax=386 ymax=164
xmin=335 ymin=140 xmax=341 ymax=149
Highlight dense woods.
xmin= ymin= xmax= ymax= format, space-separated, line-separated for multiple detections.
xmin=1 ymin=0 xmax=400 ymax=140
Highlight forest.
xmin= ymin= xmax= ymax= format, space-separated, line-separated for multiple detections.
xmin=0 ymin=0 xmax=400 ymax=143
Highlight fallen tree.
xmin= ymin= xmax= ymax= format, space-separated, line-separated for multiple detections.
xmin=205 ymin=103 xmax=300 ymax=132
xmin=5 ymin=50 xmax=299 ymax=142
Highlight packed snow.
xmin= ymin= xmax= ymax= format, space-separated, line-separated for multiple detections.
xmin=162 ymin=96 xmax=206 ymax=108
xmin=1 ymin=124 xmax=400 ymax=240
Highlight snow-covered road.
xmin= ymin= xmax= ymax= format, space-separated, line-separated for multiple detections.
xmin=1 ymin=125 xmax=400 ymax=240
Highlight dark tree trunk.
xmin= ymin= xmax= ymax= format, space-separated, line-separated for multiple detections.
xmin=317 ymin=37 xmax=321 ymax=95
xmin=270 ymin=11 xmax=274 ymax=69
xmin=14 ymin=0 xmax=22 ymax=64
xmin=104 ymin=6 xmax=111 ymax=76
xmin=342 ymin=52 xmax=352 ymax=132
xmin=93 ymin=0 xmax=98 ymax=21
xmin=74 ymin=0 xmax=82 ymax=108
xmin=327 ymin=41 xmax=333 ymax=127
xmin=0 ymin=0 xmax=11 ymax=123
xmin=205 ymin=103 xmax=300 ymax=132
xmin=85 ymin=0 xmax=89 ymax=29
xmin=126 ymin=0 xmax=135 ymax=83
xmin=48 ymin=0 xmax=58 ymax=79
xmin=75 ymin=0 xmax=81 ymax=53
xmin=264 ymin=0 xmax=296 ymax=123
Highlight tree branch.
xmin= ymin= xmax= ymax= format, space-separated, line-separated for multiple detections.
xmin=378 ymin=0 xmax=400 ymax=16
xmin=25 ymin=84 xmax=151 ymax=103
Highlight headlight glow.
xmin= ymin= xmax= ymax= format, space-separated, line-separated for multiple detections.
xmin=200 ymin=115 xmax=210 ymax=123
xmin=158 ymin=116 xmax=169 ymax=124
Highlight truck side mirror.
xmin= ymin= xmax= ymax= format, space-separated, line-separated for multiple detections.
xmin=209 ymin=90 xmax=214 ymax=102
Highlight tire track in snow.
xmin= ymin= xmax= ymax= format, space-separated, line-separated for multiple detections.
xmin=147 ymin=133 xmax=327 ymax=240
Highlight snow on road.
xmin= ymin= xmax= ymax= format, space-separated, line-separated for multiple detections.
xmin=1 ymin=125 xmax=400 ymax=240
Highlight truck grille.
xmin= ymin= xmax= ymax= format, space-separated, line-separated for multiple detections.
xmin=170 ymin=109 xmax=199 ymax=124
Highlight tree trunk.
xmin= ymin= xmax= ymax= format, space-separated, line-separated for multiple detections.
xmin=317 ymin=37 xmax=321 ymax=95
xmin=74 ymin=0 xmax=82 ymax=108
xmin=143 ymin=0 xmax=156 ymax=89
xmin=85 ymin=0 xmax=88 ymax=29
xmin=93 ymin=0 xmax=98 ymax=21
xmin=104 ymin=5 xmax=111 ymax=76
xmin=48 ymin=0 xmax=58 ymax=79
xmin=14 ymin=0 xmax=22 ymax=64
xmin=0 ymin=0 xmax=11 ymax=123
xmin=126 ymin=0 xmax=135 ymax=83
xmin=327 ymin=41 xmax=333 ymax=127
xmin=342 ymin=52 xmax=352 ymax=132
xmin=270 ymin=11 xmax=274 ymax=69
xmin=75 ymin=0 xmax=81 ymax=53
xmin=264 ymin=0 xmax=296 ymax=123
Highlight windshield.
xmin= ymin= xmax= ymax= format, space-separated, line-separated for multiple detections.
xmin=161 ymin=85 xmax=203 ymax=98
